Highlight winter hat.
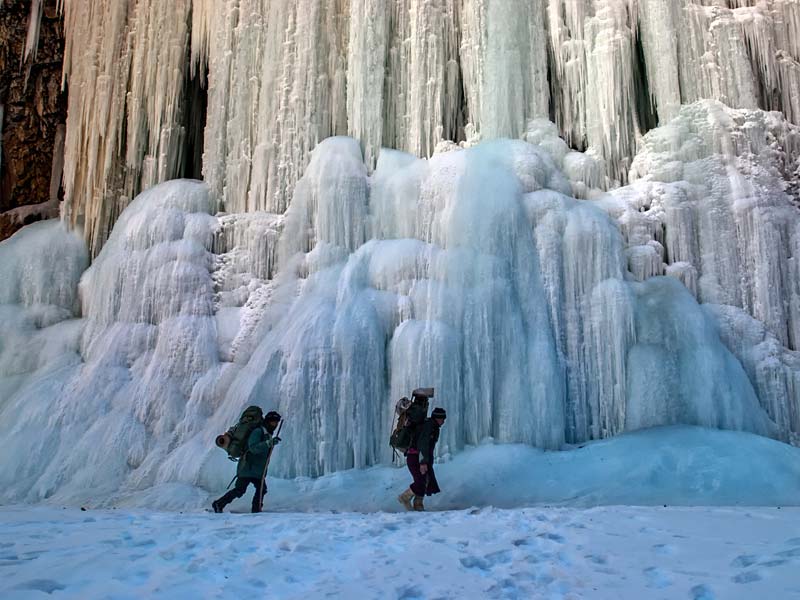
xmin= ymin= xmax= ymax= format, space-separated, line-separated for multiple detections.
xmin=265 ymin=411 xmax=282 ymax=422
xmin=431 ymin=407 xmax=446 ymax=420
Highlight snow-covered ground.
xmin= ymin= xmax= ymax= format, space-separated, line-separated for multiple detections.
xmin=1 ymin=426 xmax=799 ymax=599
xmin=1 ymin=504 xmax=799 ymax=599
xmin=110 ymin=426 xmax=800 ymax=512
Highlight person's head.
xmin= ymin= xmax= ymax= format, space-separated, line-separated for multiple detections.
xmin=431 ymin=407 xmax=446 ymax=426
xmin=264 ymin=410 xmax=281 ymax=432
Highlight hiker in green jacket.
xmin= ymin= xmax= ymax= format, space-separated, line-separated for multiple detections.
xmin=212 ymin=411 xmax=282 ymax=513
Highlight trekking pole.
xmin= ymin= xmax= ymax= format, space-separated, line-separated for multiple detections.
xmin=258 ymin=419 xmax=284 ymax=511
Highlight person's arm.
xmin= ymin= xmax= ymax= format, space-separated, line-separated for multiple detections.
xmin=247 ymin=428 xmax=273 ymax=455
xmin=417 ymin=420 xmax=434 ymax=465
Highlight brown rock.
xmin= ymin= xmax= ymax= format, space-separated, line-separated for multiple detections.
xmin=0 ymin=0 xmax=66 ymax=241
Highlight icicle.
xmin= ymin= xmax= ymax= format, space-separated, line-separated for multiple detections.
xmin=546 ymin=0 xmax=590 ymax=150
xmin=22 ymin=0 xmax=43 ymax=65
xmin=460 ymin=0 xmax=550 ymax=139
xmin=59 ymin=0 xmax=800 ymax=245
xmin=585 ymin=0 xmax=640 ymax=184
xmin=346 ymin=0 xmax=389 ymax=170
xmin=61 ymin=0 xmax=192 ymax=255
xmin=189 ymin=0 xmax=214 ymax=81
xmin=638 ymin=0 xmax=682 ymax=122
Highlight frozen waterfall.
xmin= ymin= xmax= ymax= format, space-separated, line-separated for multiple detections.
xmin=1 ymin=103 xmax=796 ymax=503
xmin=0 ymin=0 xmax=799 ymax=506
xmin=53 ymin=0 xmax=800 ymax=254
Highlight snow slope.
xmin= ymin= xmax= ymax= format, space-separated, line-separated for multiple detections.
xmin=1 ymin=504 xmax=799 ymax=599
xmin=17 ymin=426 xmax=800 ymax=512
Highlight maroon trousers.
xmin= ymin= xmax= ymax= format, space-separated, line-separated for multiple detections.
xmin=406 ymin=451 xmax=441 ymax=496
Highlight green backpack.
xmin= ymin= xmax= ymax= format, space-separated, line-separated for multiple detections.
xmin=220 ymin=406 xmax=264 ymax=460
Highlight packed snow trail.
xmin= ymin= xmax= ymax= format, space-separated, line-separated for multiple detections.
xmin=2 ymin=505 xmax=799 ymax=599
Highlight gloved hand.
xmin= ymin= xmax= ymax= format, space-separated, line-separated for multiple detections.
xmin=273 ymin=436 xmax=281 ymax=445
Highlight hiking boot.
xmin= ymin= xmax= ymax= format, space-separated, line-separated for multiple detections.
xmin=413 ymin=495 xmax=424 ymax=511
xmin=211 ymin=500 xmax=224 ymax=513
xmin=398 ymin=488 xmax=414 ymax=511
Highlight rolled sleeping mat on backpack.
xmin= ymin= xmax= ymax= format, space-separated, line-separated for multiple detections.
xmin=215 ymin=432 xmax=231 ymax=450
xmin=412 ymin=387 xmax=434 ymax=398
xmin=395 ymin=397 xmax=411 ymax=415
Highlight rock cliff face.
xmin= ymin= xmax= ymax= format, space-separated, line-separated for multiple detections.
xmin=0 ymin=0 xmax=66 ymax=241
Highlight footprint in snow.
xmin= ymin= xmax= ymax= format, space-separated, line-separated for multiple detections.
xmin=758 ymin=559 xmax=786 ymax=568
xmin=396 ymin=584 xmax=424 ymax=600
xmin=459 ymin=550 xmax=511 ymax=571
xmin=486 ymin=577 xmax=523 ymax=599
xmin=484 ymin=550 xmax=512 ymax=565
xmin=690 ymin=583 xmax=715 ymax=600
xmin=584 ymin=553 xmax=608 ymax=565
xmin=13 ymin=579 xmax=66 ymax=594
xmin=536 ymin=532 xmax=564 ymax=543
xmin=652 ymin=543 xmax=675 ymax=556
xmin=776 ymin=547 xmax=800 ymax=558
xmin=730 ymin=554 xmax=759 ymax=568
xmin=643 ymin=566 xmax=673 ymax=589
xmin=732 ymin=570 xmax=762 ymax=584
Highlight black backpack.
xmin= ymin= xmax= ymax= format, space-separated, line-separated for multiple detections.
xmin=216 ymin=406 xmax=264 ymax=460
xmin=389 ymin=393 xmax=429 ymax=453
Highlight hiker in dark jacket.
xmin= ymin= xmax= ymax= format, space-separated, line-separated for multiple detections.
xmin=212 ymin=411 xmax=282 ymax=513
xmin=398 ymin=407 xmax=446 ymax=511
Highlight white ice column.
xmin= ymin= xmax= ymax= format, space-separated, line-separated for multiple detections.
xmin=626 ymin=277 xmax=774 ymax=437
xmin=707 ymin=304 xmax=800 ymax=444
xmin=347 ymin=0 xmax=389 ymax=170
xmin=199 ymin=0 xmax=241 ymax=209
xmin=208 ymin=0 xmax=350 ymax=215
xmin=527 ymin=188 xmax=632 ymax=443
xmin=387 ymin=0 xmax=460 ymax=157
xmin=546 ymin=0 xmax=590 ymax=149
xmin=638 ymin=0 xmax=682 ymax=122
xmin=677 ymin=3 xmax=759 ymax=110
xmin=279 ymin=137 xmax=369 ymax=263
xmin=585 ymin=1 xmax=640 ymax=183
xmin=61 ymin=0 xmax=192 ymax=254
xmin=460 ymin=0 xmax=550 ymax=140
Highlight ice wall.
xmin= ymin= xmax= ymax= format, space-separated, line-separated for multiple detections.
xmin=606 ymin=101 xmax=800 ymax=352
xmin=0 ymin=181 xmax=219 ymax=503
xmin=2 ymin=0 xmax=799 ymax=505
xmin=0 ymin=125 xmax=789 ymax=503
xmin=58 ymin=0 xmax=800 ymax=254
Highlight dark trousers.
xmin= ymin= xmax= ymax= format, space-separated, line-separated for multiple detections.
xmin=406 ymin=452 xmax=441 ymax=496
xmin=215 ymin=477 xmax=266 ymax=513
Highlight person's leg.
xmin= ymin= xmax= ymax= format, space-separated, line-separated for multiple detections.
xmin=425 ymin=464 xmax=441 ymax=495
xmin=251 ymin=478 xmax=267 ymax=513
xmin=398 ymin=453 xmax=421 ymax=510
xmin=213 ymin=477 xmax=249 ymax=512
xmin=407 ymin=453 xmax=427 ymax=496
